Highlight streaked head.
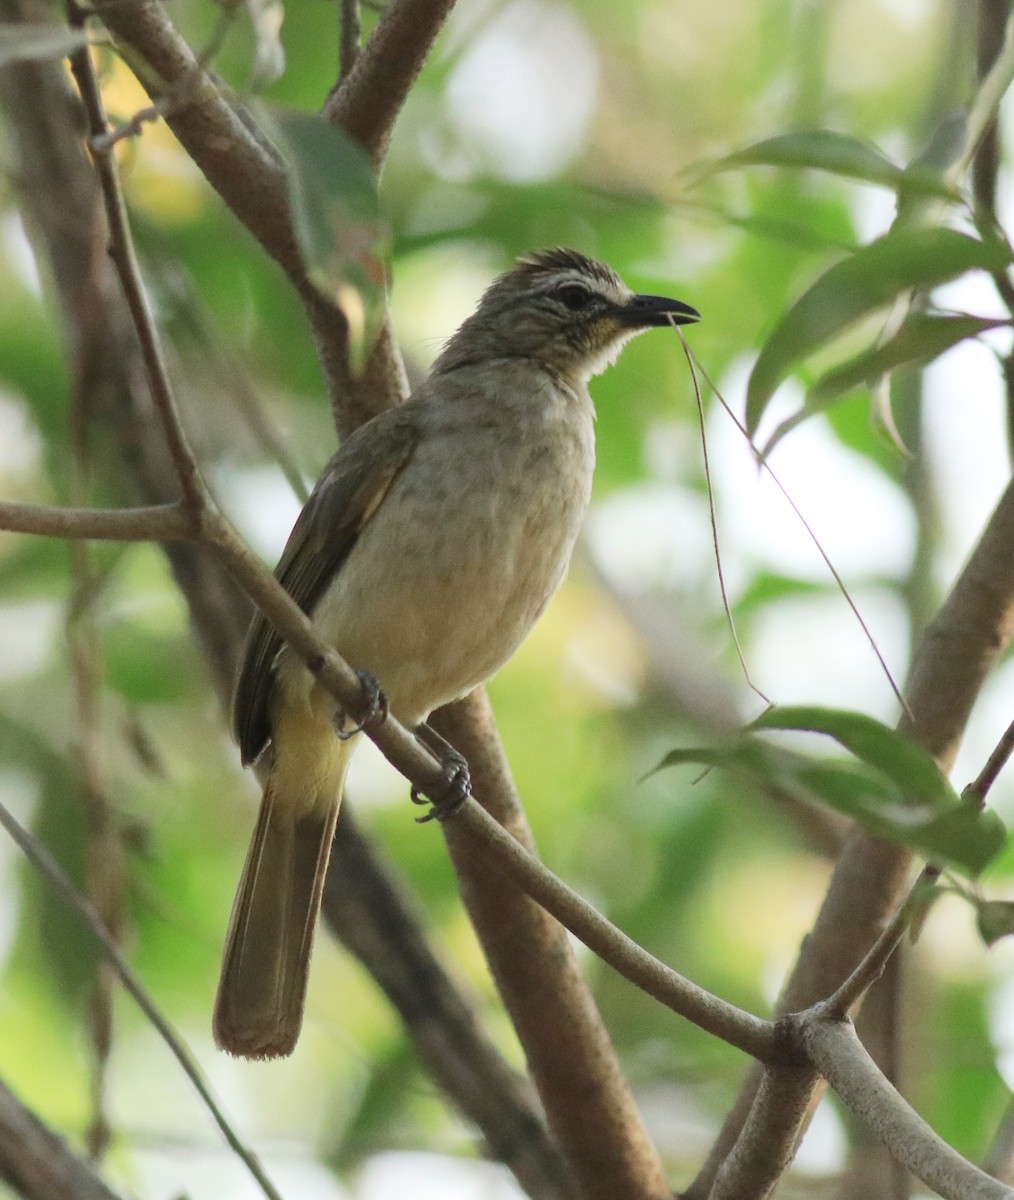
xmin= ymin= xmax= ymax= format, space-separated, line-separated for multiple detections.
xmin=435 ymin=247 xmax=700 ymax=380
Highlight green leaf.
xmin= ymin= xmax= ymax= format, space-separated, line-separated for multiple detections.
xmin=745 ymin=229 xmax=1012 ymax=436
xmin=651 ymin=714 xmax=1006 ymax=875
xmin=712 ymin=130 xmax=906 ymax=190
xmin=0 ymin=24 xmax=89 ymax=68
xmin=263 ymin=106 xmax=388 ymax=369
xmin=751 ymin=706 xmax=958 ymax=806
xmin=975 ymin=899 xmax=1014 ymax=947
xmin=762 ymin=314 xmax=1008 ymax=452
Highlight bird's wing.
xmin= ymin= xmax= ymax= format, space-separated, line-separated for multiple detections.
xmin=233 ymin=407 xmax=420 ymax=764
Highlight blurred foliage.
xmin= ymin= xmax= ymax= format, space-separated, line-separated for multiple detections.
xmin=0 ymin=0 xmax=1013 ymax=1197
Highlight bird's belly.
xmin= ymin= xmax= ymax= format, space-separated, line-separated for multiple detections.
xmin=287 ymin=422 xmax=593 ymax=727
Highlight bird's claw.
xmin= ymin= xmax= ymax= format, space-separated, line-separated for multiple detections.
xmin=336 ymin=669 xmax=388 ymax=739
xmin=413 ymin=747 xmax=471 ymax=823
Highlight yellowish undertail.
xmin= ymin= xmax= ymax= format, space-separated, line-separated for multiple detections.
xmin=214 ymin=717 xmax=358 ymax=1059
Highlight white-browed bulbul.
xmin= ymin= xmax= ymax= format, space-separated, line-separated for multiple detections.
xmin=214 ymin=248 xmax=700 ymax=1058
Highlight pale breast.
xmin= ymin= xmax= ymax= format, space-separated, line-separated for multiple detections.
xmin=295 ymin=373 xmax=595 ymax=727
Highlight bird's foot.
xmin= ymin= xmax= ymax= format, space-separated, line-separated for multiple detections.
xmin=411 ymin=724 xmax=471 ymax=823
xmin=336 ymin=669 xmax=388 ymax=739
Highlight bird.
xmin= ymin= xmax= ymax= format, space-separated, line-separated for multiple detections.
xmin=213 ymin=247 xmax=700 ymax=1058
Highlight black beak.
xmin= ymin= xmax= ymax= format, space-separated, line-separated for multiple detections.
xmin=618 ymin=293 xmax=701 ymax=328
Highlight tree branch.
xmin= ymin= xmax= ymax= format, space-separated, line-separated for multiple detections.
xmin=0 ymin=500 xmax=193 ymax=542
xmin=433 ymin=695 xmax=673 ymax=1200
xmin=707 ymin=1059 xmax=820 ymax=1200
xmin=443 ymin=752 xmax=774 ymax=1060
xmin=694 ymin=476 xmax=1014 ymax=1195
xmin=0 ymin=1079 xmax=124 ymax=1200
xmin=0 ymin=796 xmax=283 ymax=1200
xmin=68 ymin=29 xmax=204 ymax=514
xmin=321 ymin=818 xmax=577 ymax=1200
xmin=800 ymin=1015 xmax=1014 ymax=1200
xmin=323 ymin=0 xmax=457 ymax=164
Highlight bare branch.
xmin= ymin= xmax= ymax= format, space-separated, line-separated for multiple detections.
xmin=824 ymin=866 xmax=940 ymax=1019
xmin=338 ymin=0 xmax=361 ymax=82
xmin=87 ymin=0 xmax=403 ymax=433
xmin=445 ymin=770 xmax=775 ymax=1061
xmin=322 ymin=816 xmax=578 ymax=1200
xmin=67 ymin=30 xmax=204 ymax=514
xmin=695 ymin=476 xmax=1014 ymax=1196
xmin=0 ymin=796 xmax=284 ymax=1200
xmin=323 ymin=0 xmax=457 ymax=163
xmin=90 ymin=0 xmax=298 ymax=269
xmin=0 ymin=500 xmax=194 ymax=541
xmin=0 ymin=1078 xmax=125 ymax=1200
xmin=707 ymin=1059 xmax=820 ymax=1200
xmin=964 ymin=713 xmax=1014 ymax=806
xmin=800 ymin=1015 xmax=1014 ymax=1200
xmin=433 ymin=695 xmax=673 ymax=1200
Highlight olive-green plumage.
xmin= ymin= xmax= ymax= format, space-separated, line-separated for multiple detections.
xmin=214 ymin=248 xmax=699 ymax=1058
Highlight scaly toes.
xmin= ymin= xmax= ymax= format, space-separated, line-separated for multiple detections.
xmin=336 ymin=669 xmax=389 ymax=740
xmin=414 ymin=749 xmax=471 ymax=823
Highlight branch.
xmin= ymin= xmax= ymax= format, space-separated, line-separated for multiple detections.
xmin=444 ymin=764 xmax=774 ymax=1060
xmin=68 ymin=30 xmax=203 ymax=513
xmin=707 ymin=1060 xmax=820 ymax=1200
xmin=694 ymin=475 xmax=1014 ymax=1195
xmin=338 ymin=0 xmax=361 ymax=82
xmin=0 ymin=500 xmax=193 ymax=542
xmin=0 ymin=797 xmax=283 ymax=1200
xmin=824 ymin=865 xmax=940 ymax=1019
xmin=800 ymin=1015 xmax=1014 ymax=1200
xmin=964 ymin=711 xmax=1014 ymax=806
xmin=433 ymin=695 xmax=673 ymax=1200
xmin=0 ymin=1078 xmax=125 ymax=1200
xmin=321 ymin=817 xmax=577 ymax=1200
xmin=90 ymin=0 xmax=300 ymax=273
xmin=323 ymin=0 xmax=457 ymax=163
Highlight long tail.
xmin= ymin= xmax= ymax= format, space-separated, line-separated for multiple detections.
xmin=213 ymin=736 xmax=355 ymax=1059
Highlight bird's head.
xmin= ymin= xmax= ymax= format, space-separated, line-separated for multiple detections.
xmin=434 ymin=247 xmax=700 ymax=381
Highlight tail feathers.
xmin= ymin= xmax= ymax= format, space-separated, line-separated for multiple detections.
xmin=213 ymin=788 xmax=340 ymax=1059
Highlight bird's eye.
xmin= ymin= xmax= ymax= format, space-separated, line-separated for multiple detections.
xmin=554 ymin=284 xmax=594 ymax=311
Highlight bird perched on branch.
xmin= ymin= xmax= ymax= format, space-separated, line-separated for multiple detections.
xmin=214 ymin=247 xmax=700 ymax=1058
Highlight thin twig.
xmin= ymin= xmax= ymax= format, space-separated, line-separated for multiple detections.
xmin=683 ymin=342 xmax=911 ymax=719
xmin=964 ymin=713 xmax=1014 ymax=806
xmin=823 ymin=865 xmax=941 ymax=1019
xmin=67 ymin=23 xmax=205 ymax=515
xmin=90 ymin=0 xmax=244 ymax=152
xmin=0 ymin=500 xmax=194 ymax=542
xmin=339 ymin=0 xmax=361 ymax=81
xmin=0 ymin=798 xmax=284 ymax=1200
xmin=953 ymin=2 xmax=1014 ymax=184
